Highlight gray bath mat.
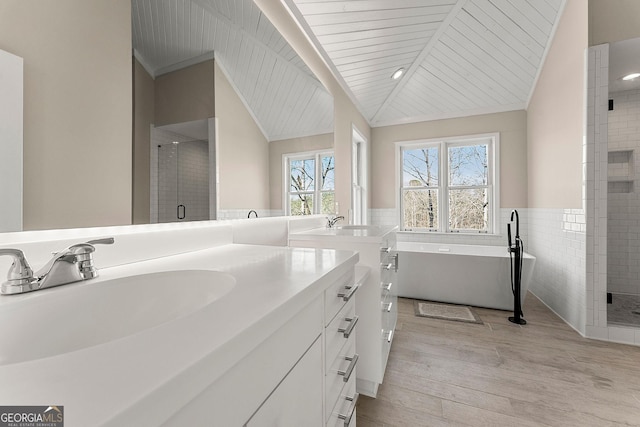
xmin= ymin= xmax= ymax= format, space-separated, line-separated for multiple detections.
xmin=414 ymin=301 xmax=483 ymax=324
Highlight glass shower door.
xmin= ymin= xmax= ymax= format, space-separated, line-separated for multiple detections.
xmin=157 ymin=140 xmax=210 ymax=223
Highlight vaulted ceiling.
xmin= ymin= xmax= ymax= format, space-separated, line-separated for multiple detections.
xmin=285 ymin=0 xmax=565 ymax=126
xmin=131 ymin=0 xmax=334 ymax=141
xmin=132 ymin=0 xmax=565 ymax=135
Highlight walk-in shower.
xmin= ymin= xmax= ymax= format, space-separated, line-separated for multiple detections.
xmin=150 ymin=119 xmax=217 ymax=224
xmin=606 ymin=38 xmax=640 ymax=327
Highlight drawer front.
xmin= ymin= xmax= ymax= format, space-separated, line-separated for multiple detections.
xmin=381 ymin=326 xmax=393 ymax=375
xmin=326 ymin=372 xmax=357 ymax=427
xmin=325 ymin=298 xmax=357 ymax=371
xmin=382 ymin=294 xmax=398 ymax=333
xmin=325 ymin=336 xmax=357 ymax=421
xmin=325 ymin=269 xmax=357 ymax=326
xmin=381 ymin=278 xmax=394 ymax=299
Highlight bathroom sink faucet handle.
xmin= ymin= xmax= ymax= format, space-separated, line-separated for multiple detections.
xmin=37 ymin=237 xmax=115 ymax=280
xmin=86 ymin=237 xmax=115 ymax=246
xmin=64 ymin=237 xmax=115 ymax=279
xmin=1 ymin=238 xmax=114 ymax=295
xmin=0 ymin=248 xmax=34 ymax=286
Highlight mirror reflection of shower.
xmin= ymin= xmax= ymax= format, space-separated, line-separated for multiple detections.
xmin=607 ymin=37 xmax=640 ymax=327
xmin=150 ymin=118 xmax=217 ymax=223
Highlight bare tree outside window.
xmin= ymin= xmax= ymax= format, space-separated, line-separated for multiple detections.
xmin=401 ymin=138 xmax=493 ymax=232
xmin=290 ymin=158 xmax=314 ymax=215
xmin=402 ymin=147 xmax=439 ymax=229
xmin=448 ymin=145 xmax=488 ymax=231
xmin=320 ymin=155 xmax=335 ymax=214
xmin=288 ymin=153 xmax=335 ymax=216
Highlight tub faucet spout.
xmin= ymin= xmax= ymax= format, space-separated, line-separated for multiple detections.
xmin=327 ymin=216 xmax=344 ymax=228
xmin=510 ymin=209 xmax=520 ymax=239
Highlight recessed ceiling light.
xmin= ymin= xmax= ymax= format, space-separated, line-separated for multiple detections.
xmin=622 ymin=73 xmax=640 ymax=81
xmin=391 ymin=68 xmax=405 ymax=80
xmin=172 ymin=141 xmax=180 ymax=145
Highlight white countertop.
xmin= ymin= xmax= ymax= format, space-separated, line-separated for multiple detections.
xmin=0 ymin=243 xmax=358 ymax=426
xmin=289 ymin=225 xmax=398 ymax=243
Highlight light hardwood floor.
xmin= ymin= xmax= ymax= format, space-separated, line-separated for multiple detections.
xmin=356 ymin=295 xmax=640 ymax=426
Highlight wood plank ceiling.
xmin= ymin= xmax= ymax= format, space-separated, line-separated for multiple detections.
xmin=285 ymin=0 xmax=565 ymax=126
xmin=131 ymin=0 xmax=334 ymax=141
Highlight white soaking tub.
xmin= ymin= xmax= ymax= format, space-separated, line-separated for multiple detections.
xmin=397 ymin=242 xmax=536 ymax=311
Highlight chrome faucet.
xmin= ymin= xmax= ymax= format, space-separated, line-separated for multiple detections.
xmin=327 ymin=215 xmax=344 ymax=228
xmin=0 ymin=237 xmax=114 ymax=295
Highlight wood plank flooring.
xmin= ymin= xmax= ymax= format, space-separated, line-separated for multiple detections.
xmin=356 ymin=294 xmax=640 ymax=426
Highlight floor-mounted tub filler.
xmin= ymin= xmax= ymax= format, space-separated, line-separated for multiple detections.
xmin=507 ymin=209 xmax=527 ymax=324
xmin=397 ymin=240 xmax=536 ymax=311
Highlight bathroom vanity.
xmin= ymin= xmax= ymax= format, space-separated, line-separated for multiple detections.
xmin=0 ymin=219 xmax=360 ymax=426
xmin=289 ymin=225 xmax=399 ymax=397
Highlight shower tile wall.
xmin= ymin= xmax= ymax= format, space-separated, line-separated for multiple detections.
xmin=157 ymin=144 xmax=179 ymax=223
xmin=527 ymin=208 xmax=586 ymax=333
xmin=586 ymin=44 xmax=609 ymax=337
xmin=607 ymin=89 xmax=640 ymax=296
xmin=177 ymin=140 xmax=209 ymax=221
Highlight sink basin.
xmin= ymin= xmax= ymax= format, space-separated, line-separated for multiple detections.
xmin=335 ymin=225 xmax=373 ymax=230
xmin=0 ymin=270 xmax=235 ymax=365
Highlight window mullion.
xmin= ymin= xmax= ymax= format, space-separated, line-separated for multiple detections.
xmin=441 ymin=141 xmax=448 ymax=233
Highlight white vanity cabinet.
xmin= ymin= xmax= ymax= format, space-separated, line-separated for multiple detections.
xmin=163 ymin=297 xmax=325 ymax=426
xmin=380 ymin=235 xmax=398 ymax=377
xmin=289 ymin=226 xmax=399 ymax=398
xmin=163 ymin=262 xmax=358 ymax=427
xmin=324 ymin=267 xmax=366 ymax=426
xmin=246 ymin=338 xmax=323 ymax=427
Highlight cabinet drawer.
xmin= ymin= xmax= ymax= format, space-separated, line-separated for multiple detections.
xmin=325 ymin=269 xmax=357 ymax=326
xmin=325 ymin=298 xmax=357 ymax=371
xmin=325 ymin=336 xmax=357 ymax=421
xmin=246 ymin=338 xmax=323 ymax=427
xmin=381 ymin=279 xmax=393 ymax=298
xmin=381 ymin=326 xmax=393 ymax=376
xmin=326 ymin=372 xmax=357 ymax=427
xmin=382 ymin=295 xmax=397 ymax=333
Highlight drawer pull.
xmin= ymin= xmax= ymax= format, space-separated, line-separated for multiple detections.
xmin=338 ymin=316 xmax=359 ymax=338
xmin=380 ymin=247 xmax=391 ymax=254
xmin=381 ymin=263 xmax=393 ymax=271
xmin=381 ymin=282 xmax=393 ymax=292
xmin=384 ymin=330 xmax=394 ymax=343
xmin=382 ymin=302 xmax=393 ymax=313
xmin=337 ymin=354 xmax=359 ymax=382
xmin=337 ymin=283 xmax=359 ymax=302
xmin=393 ymin=253 xmax=399 ymax=272
xmin=338 ymin=393 xmax=359 ymax=427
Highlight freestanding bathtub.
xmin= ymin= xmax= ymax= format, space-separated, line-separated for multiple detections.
xmin=397 ymin=242 xmax=536 ymax=311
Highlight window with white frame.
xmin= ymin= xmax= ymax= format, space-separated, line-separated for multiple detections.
xmin=399 ymin=134 xmax=498 ymax=233
xmin=352 ymin=127 xmax=367 ymax=225
xmin=285 ymin=151 xmax=335 ymax=216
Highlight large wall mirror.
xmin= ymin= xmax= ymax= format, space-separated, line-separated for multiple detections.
xmin=132 ymin=0 xmax=334 ymax=224
xmin=0 ymin=0 xmax=334 ymax=232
